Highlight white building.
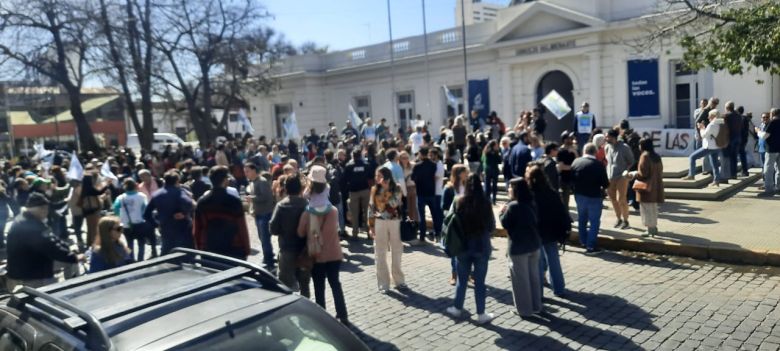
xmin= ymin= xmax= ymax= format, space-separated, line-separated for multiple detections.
xmin=455 ymin=0 xmax=506 ymax=27
xmin=248 ymin=0 xmax=780 ymax=146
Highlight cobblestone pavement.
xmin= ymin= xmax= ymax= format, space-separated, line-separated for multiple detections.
xmin=245 ymin=222 xmax=780 ymax=351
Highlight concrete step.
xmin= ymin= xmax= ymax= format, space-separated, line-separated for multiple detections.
xmin=663 ymin=174 xmax=713 ymax=189
xmin=664 ymin=171 xmax=762 ymax=200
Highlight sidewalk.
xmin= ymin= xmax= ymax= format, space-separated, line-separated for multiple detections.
xmin=481 ymin=181 xmax=780 ymax=266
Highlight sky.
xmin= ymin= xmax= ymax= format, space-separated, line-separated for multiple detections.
xmin=261 ymin=0 xmax=511 ymax=51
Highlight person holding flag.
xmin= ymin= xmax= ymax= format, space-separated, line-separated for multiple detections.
xmin=237 ymin=108 xmax=255 ymax=136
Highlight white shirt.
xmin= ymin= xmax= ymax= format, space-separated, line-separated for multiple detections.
xmin=434 ymin=161 xmax=445 ymax=196
xmin=409 ymin=132 xmax=424 ymax=155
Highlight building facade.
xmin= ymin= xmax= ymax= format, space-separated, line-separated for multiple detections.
xmin=455 ymin=0 xmax=506 ymax=27
xmin=248 ymin=0 xmax=780 ymax=144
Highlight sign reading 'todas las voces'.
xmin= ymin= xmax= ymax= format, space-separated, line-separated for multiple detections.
xmin=627 ymin=59 xmax=660 ymax=118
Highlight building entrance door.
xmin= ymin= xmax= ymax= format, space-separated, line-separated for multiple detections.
xmin=397 ymin=92 xmax=415 ymax=135
xmin=536 ymin=70 xmax=574 ymax=140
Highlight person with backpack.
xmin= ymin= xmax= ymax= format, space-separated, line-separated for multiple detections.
xmin=112 ymin=179 xmax=149 ymax=261
xmin=297 ymin=165 xmax=348 ymax=325
xmin=192 ymin=166 xmax=250 ymax=260
xmin=525 ymin=162 xmax=570 ymax=298
xmin=444 ymin=174 xmax=495 ymax=324
xmin=500 ymin=177 xmax=543 ymax=318
xmin=685 ymin=109 xmax=725 ymax=186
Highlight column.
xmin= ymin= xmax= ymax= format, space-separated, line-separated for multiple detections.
xmin=587 ymin=51 xmax=603 ymax=125
xmin=501 ymin=64 xmax=513 ymax=121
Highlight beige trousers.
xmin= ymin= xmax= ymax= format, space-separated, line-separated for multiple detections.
xmin=608 ymin=177 xmax=630 ymax=221
xmin=640 ymin=202 xmax=659 ymax=228
xmin=373 ymin=219 xmax=405 ymax=290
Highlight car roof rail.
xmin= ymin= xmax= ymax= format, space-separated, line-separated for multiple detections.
xmin=9 ymin=286 xmax=112 ymax=351
xmin=39 ymin=252 xmax=189 ymax=295
xmin=170 ymin=248 xmax=291 ymax=294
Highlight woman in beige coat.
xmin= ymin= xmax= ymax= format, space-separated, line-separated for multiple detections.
xmin=631 ymin=137 xmax=665 ymax=237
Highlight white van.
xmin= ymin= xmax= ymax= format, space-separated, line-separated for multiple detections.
xmin=126 ymin=133 xmax=199 ymax=153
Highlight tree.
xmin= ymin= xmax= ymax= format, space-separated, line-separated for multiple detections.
xmin=95 ymin=0 xmax=157 ymax=151
xmin=154 ymin=0 xmax=265 ymax=145
xmin=0 ymin=0 xmax=100 ymax=151
xmin=647 ymin=0 xmax=780 ymax=75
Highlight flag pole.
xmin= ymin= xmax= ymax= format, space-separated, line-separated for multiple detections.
xmin=422 ymin=0 xmax=432 ymax=126
xmin=386 ymin=0 xmax=398 ymax=132
xmin=460 ymin=0 xmax=469 ymax=115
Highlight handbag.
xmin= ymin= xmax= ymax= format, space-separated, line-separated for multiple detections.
xmin=400 ymin=217 xmax=418 ymax=242
xmin=632 ymin=179 xmax=650 ymax=192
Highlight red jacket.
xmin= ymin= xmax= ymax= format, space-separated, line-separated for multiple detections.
xmin=193 ymin=188 xmax=250 ymax=259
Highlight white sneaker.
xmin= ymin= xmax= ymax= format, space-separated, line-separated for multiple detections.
xmin=445 ymin=306 xmax=462 ymax=318
xmin=477 ymin=313 xmax=495 ymax=325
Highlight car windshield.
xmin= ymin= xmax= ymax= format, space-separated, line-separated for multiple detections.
xmin=175 ymin=301 xmax=355 ymax=351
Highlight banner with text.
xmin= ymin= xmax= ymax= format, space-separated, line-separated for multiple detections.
xmin=468 ymin=79 xmax=490 ymax=122
xmin=634 ymin=128 xmax=695 ymax=156
xmin=627 ymin=59 xmax=660 ymax=118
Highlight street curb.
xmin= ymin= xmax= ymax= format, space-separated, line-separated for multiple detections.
xmin=426 ymin=219 xmax=780 ymax=266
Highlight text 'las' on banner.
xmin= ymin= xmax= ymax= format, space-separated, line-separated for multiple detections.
xmin=627 ymin=59 xmax=660 ymax=118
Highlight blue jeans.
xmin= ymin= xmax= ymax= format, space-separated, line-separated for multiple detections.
xmin=417 ymin=195 xmax=442 ymax=240
xmin=689 ymin=147 xmax=721 ymax=180
xmin=760 ymin=152 xmax=766 ymax=170
xmin=312 ymin=261 xmax=348 ymax=320
xmin=575 ymin=194 xmax=602 ymax=250
xmin=335 ymin=201 xmax=346 ymax=232
xmin=539 ymin=242 xmax=565 ymax=296
xmin=255 ymin=213 xmax=275 ymax=267
xmin=484 ymin=169 xmax=499 ymax=203
xmin=453 ymin=252 xmax=489 ymax=314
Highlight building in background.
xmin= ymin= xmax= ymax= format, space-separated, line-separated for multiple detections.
xmin=247 ymin=0 xmax=780 ymax=148
xmin=1 ymin=83 xmax=126 ymax=156
xmin=455 ymin=0 xmax=507 ymax=27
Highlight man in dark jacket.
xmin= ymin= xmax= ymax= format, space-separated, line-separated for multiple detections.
xmin=723 ymin=101 xmax=742 ymax=179
xmin=324 ymin=149 xmax=346 ymax=237
xmin=508 ymin=131 xmax=532 ymax=179
xmin=269 ymin=176 xmax=310 ymax=297
xmin=144 ymin=170 xmax=195 ymax=255
xmin=193 ymin=166 xmax=250 ymax=260
xmin=571 ymin=143 xmax=610 ymax=254
xmin=344 ymin=149 xmax=371 ymax=239
xmin=6 ymin=193 xmax=84 ymax=290
xmin=187 ymin=166 xmax=211 ymax=201
xmin=542 ymin=143 xmax=560 ymax=191
xmin=411 ymin=147 xmax=442 ymax=244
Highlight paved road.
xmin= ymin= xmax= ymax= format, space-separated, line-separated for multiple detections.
xmin=246 ymin=221 xmax=780 ymax=351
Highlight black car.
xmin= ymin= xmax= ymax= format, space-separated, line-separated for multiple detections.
xmin=0 ymin=248 xmax=369 ymax=350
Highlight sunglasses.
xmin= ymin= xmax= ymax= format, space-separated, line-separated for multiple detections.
xmin=112 ymin=226 xmax=123 ymax=231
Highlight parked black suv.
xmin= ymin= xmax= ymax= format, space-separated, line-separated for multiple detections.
xmin=0 ymin=248 xmax=369 ymax=350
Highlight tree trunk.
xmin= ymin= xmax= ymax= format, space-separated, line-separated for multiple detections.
xmin=187 ymin=100 xmax=211 ymax=146
xmin=67 ymin=89 xmax=99 ymax=152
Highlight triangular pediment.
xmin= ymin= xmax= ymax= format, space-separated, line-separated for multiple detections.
xmin=487 ymin=2 xmax=605 ymax=44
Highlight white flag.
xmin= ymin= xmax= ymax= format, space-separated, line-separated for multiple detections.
xmin=67 ymin=153 xmax=83 ymax=181
xmin=283 ymin=112 xmax=301 ymax=143
xmin=442 ymin=86 xmax=459 ymax=111
xmin=33 ymin=143 xmax=54 ymax=162
xmin=348 ymin=104 xmax=363 ymax=129
xmin=100 ymin=160 xmax=119 ymax=186
xmin=540 ymin=90 xmax=572 ymax=120
xmin=237 ymin=108 xmax=255 ymax=135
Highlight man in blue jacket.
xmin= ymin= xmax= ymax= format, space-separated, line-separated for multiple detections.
xmin=144 ymin=170 xmax=195 ymax=255
xmin=507 ymin=131 xmax=532 ymax=179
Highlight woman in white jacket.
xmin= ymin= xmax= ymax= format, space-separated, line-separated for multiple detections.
xmin=685 ymin=110 xmax=724 ymax=186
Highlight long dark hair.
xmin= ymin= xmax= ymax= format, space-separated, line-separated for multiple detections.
xmin=457 ymin=174 xmax=492 ymax=237
xmin=482 ymin=139 xmax=498 ymax=157
xmin=639 ymin=137 xmax=661 ymax=163
xmin=510 ymin=177 xmax=534 ymax=204
xmin=374 ymin=167 xmax=397 ymax=195
xmin=525 ymin=163 xmax=552 ymax=192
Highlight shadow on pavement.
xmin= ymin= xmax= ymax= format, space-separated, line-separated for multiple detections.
xmin=589 ymin=249 xmax=694 ymax=270
xmin=348 ymin=326 xmax=401 ymax=351
xmin=547 ymin=290 xmax=658 ymax=331
xmin=385 ymin=288 xmax=454 ymax=317
xmin=524 ymin=312 xmax=644 ymax=351
xmin=481 ymin=323 xmax=575 ymax=350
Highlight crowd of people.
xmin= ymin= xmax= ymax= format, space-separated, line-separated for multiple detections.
xmin=0 ymin=97 xmax=776 ymax=326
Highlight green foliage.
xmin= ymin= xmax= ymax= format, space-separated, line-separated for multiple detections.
xmin=680 ymin=2 xmax=780 ymax=75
